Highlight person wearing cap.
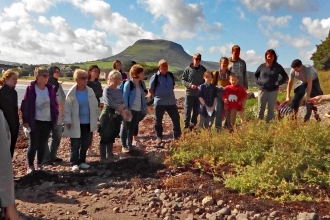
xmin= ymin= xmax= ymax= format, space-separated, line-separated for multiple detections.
xmin=286 ymin=59 xmax=323 ymax=121
xmin=182 ymin=53 xmax=207 ymax=129
xmin=228 ymin=45 xmax=248 ymax=124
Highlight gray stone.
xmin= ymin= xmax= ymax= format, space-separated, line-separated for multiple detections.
xmin=217 ymin=207 xmax=231 ymax=216
xmin=236 ymin=213 xmax=248 ymax=220
xmin=202 ymin=196 xmax=214 ymax=207
xmin=297 ymin=212 xmax=318 ymax=220
xmin=95 ymin=183 xmax=109 ymax=189
xmin=216 ymin=200 xmax=224 ymax=207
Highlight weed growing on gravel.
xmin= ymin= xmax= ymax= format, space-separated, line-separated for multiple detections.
xmin=167 ymin=119 xmax=330 ymax=201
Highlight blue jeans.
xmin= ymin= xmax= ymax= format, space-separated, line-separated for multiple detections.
xmin=43 ymin=124 xmax=62 ymax=162
xmin=215 ymin=91 xmax=225 ymax=129
xmin=27 ymin=120 xmax=52 ymax=166
xmin=184 ymin=96 xmax=200 ymax=128
xmin=154 ymin=104 xmax=181 ymax=139
xmin=70 ymin=124 xmax=93 ymax=165
xmin=120 ymin=110 xmax=141 ymax=149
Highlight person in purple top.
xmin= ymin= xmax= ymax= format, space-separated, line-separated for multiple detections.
xmin=21 ymin=67 xmax=59 ymax=174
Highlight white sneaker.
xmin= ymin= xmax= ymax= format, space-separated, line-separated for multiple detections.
xmin=79 ymin=163 xmax=90 ymax=169
xmin=72 ymin=165 xmax=79 ymax=172
xmin=122 ymin=147 xmax=130 ymax=153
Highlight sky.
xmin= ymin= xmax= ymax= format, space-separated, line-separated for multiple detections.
xmin=0 ymin=0 xmax=330 ymax=71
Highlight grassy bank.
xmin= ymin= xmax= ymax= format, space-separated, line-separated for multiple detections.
xmin=168 ymin=119 xmax=330 ymax=202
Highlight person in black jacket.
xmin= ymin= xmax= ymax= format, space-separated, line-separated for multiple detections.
xmin=0 ymin=69 xmax=20 ymax=158
xmin=254 ymin=49 xmax=288 ymax=122
xmin=87 ymin=65 xmax=103 ymax=106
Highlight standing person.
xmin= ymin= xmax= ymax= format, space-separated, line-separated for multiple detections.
xmin=254 ymin=49 xmax=288 ymax=122
xmin=98 ymin=70 xmax=128 ymax=163
xmin=198 ymin=71 xmax=218 ymax=129
xmin=21 ymin=67 xmax=59 ymax=174
xmin=113 ymin=60 xmax=128 ymax=80
xmin=149 ymin=59 xmax=181 ymax=145
xmin=87 ymin=65 xmax=102 ymax=156
xmin=43 ymin=66 xmax=66 ymax=164
xmin=286 ymin=59 xmax=323 ymax=121
xmin=0 ymin=70 xmax=19 ymax=158
xmin=212 ymin=57 xmax=231 ymax=131
xmin=87 ymin=65 xmax=103 ymax=105
xmin=63 ymin=69 xmax=99 ymax=172
xmin=182 ymin=53 xmax=206 ymax=130
xmin=228 ymin=45 xmax=248 ymax=124
xmin=222 ymin=74 xmax=247 ymax=131
xmin=120 ymin=64 xmax=147 ymax=153
xmin=0 ymin=109 xmax=19 ymax=220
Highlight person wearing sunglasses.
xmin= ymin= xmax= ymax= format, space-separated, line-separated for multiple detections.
xmin=21 ymin=67 xmax=59 ymax=174
xmin=63 ymin=69 xmax=100 ymax=172
xmin=182 ymin=53 xmax=206 ymax=130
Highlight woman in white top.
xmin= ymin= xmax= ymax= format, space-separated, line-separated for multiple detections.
xmin=21 ymin=67 xmax=59 ymax=174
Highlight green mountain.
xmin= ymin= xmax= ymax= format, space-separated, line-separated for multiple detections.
xmin=102 ymin=39 xmax=219 ymax=70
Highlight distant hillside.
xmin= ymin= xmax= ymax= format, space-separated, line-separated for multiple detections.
xmin=102 ymin=39 xmax=219 ymax=70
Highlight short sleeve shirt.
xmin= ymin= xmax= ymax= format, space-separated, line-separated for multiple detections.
xmin=289 ymin=65 xmax=317 ymax=83
xmin=35 ymin=85 xmax=51 ymax=121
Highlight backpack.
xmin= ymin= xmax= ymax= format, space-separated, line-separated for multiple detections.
xmin=119 ymin=80 xmax=147 ymax=94
xmin=152 ymin=72 xmax=175 ymax=91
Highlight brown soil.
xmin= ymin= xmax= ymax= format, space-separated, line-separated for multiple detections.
xmin=12 ymin=98 xmax=330 ymax=220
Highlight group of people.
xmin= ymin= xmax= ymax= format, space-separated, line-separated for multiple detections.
xmin=0 ymin=44 xmax=328 ymax=219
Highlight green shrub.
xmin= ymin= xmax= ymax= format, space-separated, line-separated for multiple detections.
xmin=167 ymin=119 xmax=330 ymax=201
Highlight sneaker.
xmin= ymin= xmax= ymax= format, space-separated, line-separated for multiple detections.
xmin=79 ymin=163 xmax=90 ymax=169
xmin=27 ymin=166 xmax=35 ymax=174
xmin=122 ymin=147 xmax=130 ymax=153
xmin=36 ymin=164 xmax=43 ymax=171
xmin=72 ymin=165 xmax=79 ymax=172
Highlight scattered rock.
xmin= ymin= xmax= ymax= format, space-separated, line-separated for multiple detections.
xmin=297 ymin=212 xmax=318 ymax=220
xmin=202 ymin=196 xmax=214 ymax=207
xmin=77 ymin=210 xmax=87 ymax=215
xmin=95 ymin=182 xmax=109 ymax=189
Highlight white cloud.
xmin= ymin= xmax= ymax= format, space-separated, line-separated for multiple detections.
xmin=302 ymin=17 xmax=330 ymax=40
xmin=274 ymin=32 xmax=310 ymax=49
xmin=299 ymin=47 xmax=316 ymax=63
xmin=237 ymin=7 xmax=245 ymax=19
xmin=70 ymin=0 xmax=160 ymax=53
xmin=241 ymin=0 xmax=317 ymax=12
xmin=129 ymin=5 xmax=135 ymax=10
xmin=22 ymin=0 xmax=54 ymax=13
xmin=139 ymin=0 xmax=222 ymax=40
xmin=268 ymin=39 xmax=280 ymax=48
xmin=258 ymin=15 xmax=292 ymax=34
xmin=0 ymin=1 xmax=112 ymax=64
xmin=208 ymin=43 xmax=263 ymax=65
xmin=196 ymin=45 xmax=204 ymax=52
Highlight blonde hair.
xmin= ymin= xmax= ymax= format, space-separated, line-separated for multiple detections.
xmin=129 ymin=64 xmax=144 ymax=78
xmin=193 ymin=53 xmax=201 ymax=58
xmin=34 ymin=66 xmax=48 ymax=78
xmin=220 ymin=57 xmax=229 ymax=63
xmin=0 ymin=69 xmax=18 ymax=86
xmin=108 ymin=70 xmax=122 ymax=80
xmin=73 ymin=69 xmax=88 ymax=81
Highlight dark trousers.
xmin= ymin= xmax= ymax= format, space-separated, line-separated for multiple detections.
xmin=99 ymin=106 xmax=122 ymax=145
xmin=184 ymin=96 xmax=200 ymax=128
xmin=27 ymin=120 xmax=52 ymax=166
xmin=120 ymin=110 xmax=141 ymax=148
xmin=154 ymin=104 xmax=181 ymax=139
xmin=291 ymin=77 xmax=323 ymax=121
xmin=70 ymin=124 xmax=93 ymax=165
xmin=9 ymin=126 xmax=19 ymax=158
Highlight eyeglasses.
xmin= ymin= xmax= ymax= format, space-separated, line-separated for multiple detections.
xmin=78 ymin=77 xmax=88 ymax=80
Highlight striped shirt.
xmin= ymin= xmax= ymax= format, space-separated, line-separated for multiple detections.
xmin=278 ymin=105 xmax=293 ymax=116
xmin=103 ymin=86 xmax=124 ymax=110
